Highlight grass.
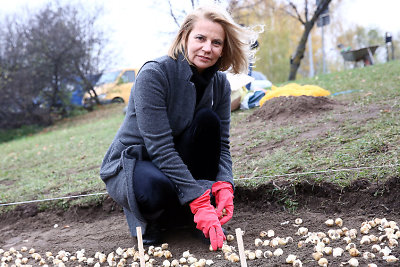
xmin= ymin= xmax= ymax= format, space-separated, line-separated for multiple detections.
xmin=0 ymin=104 xmax=124 ymax=211
xmin=0 ymin=124 xmax=44 ymax=144
xmin=1 ymin=61 xmax=400 ymax=212
xmin=232 ymin=61 xmax=400 ymax=188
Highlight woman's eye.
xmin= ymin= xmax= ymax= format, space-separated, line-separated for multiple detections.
xmin=213 ymin=41 xmax=222 ymax=46
xmin=196 ymin=36 xmax=204 ymax=41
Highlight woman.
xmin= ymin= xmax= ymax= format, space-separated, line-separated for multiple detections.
xmin=100 ymin=5 xmax=255 ymax=250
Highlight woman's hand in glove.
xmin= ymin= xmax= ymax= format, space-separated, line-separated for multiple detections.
xmin=212 ymin=181 xmax=234 ymax=225
xmin=189 ymin=189 xmax=225 ymax=250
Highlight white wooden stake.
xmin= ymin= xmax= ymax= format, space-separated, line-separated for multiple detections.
xmin=136 ymin=226 xmax=146 ymax=267
xmin=235 ymin=228 xmax=247 ymax=267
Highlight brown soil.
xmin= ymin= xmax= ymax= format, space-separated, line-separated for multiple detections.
xmin=1 ymin=97 xmax=399 ymax=266
xmin=248 ymin=95 xmax=340 ymax=122
xmin=1 ymin=179 xmax=400 ymax=266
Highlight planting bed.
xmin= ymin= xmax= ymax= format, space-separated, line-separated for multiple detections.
xmin=1 ymin=178 xmax=400 ymax=266
xmin=1 ymin=95 xmax=399 ymax=266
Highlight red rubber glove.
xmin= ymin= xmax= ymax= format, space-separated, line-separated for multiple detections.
xmin=212 ymin=181 xmax=234 ymax=225
xmin=189 ymin=189 xmax=226 ymax=250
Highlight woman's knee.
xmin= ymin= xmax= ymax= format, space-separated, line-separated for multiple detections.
xmin=194 ymin=108 xmax=221 ymax=129
xmin=132 ymin=161 xmax=176 ymax=212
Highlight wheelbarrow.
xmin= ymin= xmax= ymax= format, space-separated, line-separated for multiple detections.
xmin=340 ymin=45 xmax=379 ymax=66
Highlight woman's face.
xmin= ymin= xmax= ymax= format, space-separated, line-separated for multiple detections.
xmin=186 ymin=18 xmax=225 ymax=73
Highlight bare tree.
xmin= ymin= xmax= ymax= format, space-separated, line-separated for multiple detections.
xmin=286 ymin=0 xmax=332 ymax=80
xmin=0 ymin=17 xmax=49 ymax=128
xmin=165 ymin=0 xmax=227 ymax=28
xmin=24 ymin=3 xmax=107 ymax=113
xmin=0 ymin=2 xmax=108 ymax=128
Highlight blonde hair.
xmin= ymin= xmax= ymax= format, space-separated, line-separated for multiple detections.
xmin=168 ymin=5 xmax=256 ymax=74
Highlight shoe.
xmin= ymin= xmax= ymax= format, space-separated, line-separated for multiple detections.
xmin=142 ymin=223 xmax=162 ymax=245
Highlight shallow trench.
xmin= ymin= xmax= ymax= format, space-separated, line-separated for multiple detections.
xmin=1 ymin=177 xmax=400 ymax=266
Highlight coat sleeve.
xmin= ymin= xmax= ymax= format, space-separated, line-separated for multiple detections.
xmin=133 ymin=62 xmax=205 ymax=205
xmin=213 ymin=73 xmax=234 ymax=189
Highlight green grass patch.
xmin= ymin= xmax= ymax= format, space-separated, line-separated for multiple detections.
xmin=0 ymin=124 xmax=44 ymax=144
xmin=0 ymin=104 xmax=125 ymax=211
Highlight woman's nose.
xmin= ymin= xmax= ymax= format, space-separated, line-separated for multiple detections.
xmin=202 ymin=41 xmax=212 ymax=52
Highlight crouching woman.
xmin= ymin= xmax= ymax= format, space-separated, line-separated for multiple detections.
xmin=100 ymin=5 xmax=255 ymax=250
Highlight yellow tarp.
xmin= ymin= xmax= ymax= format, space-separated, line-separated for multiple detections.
xmin=259 ymin=83 xmax=331 ymax=107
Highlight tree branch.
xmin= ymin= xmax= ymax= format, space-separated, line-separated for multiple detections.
xmin=287 ymin=1 xmax=305 ymax=25
xmin=168 ymin=0 xmax=180 ymax=28
xmin=282 ymin=8 xmax=302 ymax=23
xmin=311 ymin=0 xmax=332 ymax=23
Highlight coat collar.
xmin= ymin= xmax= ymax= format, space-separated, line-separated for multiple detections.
xmin=177 ymin=53 xmax=193 ymax=81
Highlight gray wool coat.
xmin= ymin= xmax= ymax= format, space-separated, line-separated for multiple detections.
xmin=99 ymin=53 xmax=234 ymax=236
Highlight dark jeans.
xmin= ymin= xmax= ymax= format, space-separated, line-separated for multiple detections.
xmin=132 ymin=108 xmax=221 ymax=225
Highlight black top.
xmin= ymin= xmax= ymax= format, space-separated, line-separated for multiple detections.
xmin=190 ymin=64 xmax=219 ymax=106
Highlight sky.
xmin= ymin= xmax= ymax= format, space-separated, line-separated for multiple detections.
xmin=338 ymin=0 xmax=400 ymax=35
xmin=1 ymin=0 xmax=399 ymax=70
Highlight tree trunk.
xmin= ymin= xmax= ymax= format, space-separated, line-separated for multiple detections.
xmin=287 ymin=0 xmax=332 ymax=81
xmin=288 ymin=22 xmax=313 ymax=80
xmin=74 ymin=61 xmax=100 ymax=105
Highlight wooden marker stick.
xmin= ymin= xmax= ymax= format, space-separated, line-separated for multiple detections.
xmin=235 ymin=228 xmax=248 ymax=267
xmin=136 ymin=227 xmax=146 ymax=267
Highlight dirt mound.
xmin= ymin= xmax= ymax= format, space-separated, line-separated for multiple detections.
xmin=248 ymin=95 xmax=341 ymax=122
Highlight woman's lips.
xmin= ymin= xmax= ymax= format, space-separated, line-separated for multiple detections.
xmin=198 ymin=55 xmax=211 ymax=61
